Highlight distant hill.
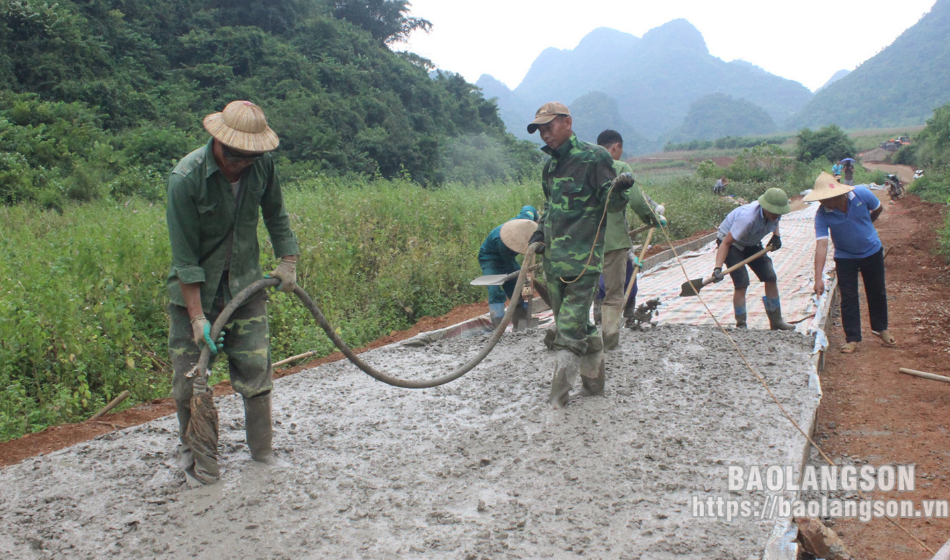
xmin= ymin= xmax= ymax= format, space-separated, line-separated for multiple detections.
xmin=816 ymin=70 xmax=851 ymax=92
xmin=480 ymin=21 xmax=812 ymax=148
xmin=787 ymin=0 xmax=950 ymax=130
xmin=567 ymin=92 xmax=653 ymax=154
xmin=662 ymin=94 xmax=777 ymax=144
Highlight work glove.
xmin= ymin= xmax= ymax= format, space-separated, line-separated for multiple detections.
xmin=712 ymin=267 xmax=725 ymax=283
xmin=611 ymin=172 xmax=635 ymax=192
xmin=631 ymin=256 xmax=644 ymax=269
xmin=191 ymin=314 xmax=224 ymax=354
xmin=767 ymin=234 xmax=782 ymax=251
xmin=528 ymin=230 xmax=545 ymax=255
xmin=266 ymin=257 xmax=297 ymax=293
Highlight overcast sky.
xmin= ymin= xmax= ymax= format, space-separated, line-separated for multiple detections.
xmin=397 ymin=0 xmax=937 ymax=92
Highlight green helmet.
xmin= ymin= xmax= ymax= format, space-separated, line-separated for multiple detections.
xmin=758 ymin=187 xmax=791 ymax=215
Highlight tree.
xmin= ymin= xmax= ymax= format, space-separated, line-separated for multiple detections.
xmin=795 ymin=125 xmax=855 ymax=163
xmin=332 ymin=0 xmax=431 ymax=45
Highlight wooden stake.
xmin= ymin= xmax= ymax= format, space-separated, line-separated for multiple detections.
xmin=88 ymin=390 xmax=130 ymax=421
xmin=898 ymin=368 xmax=950 ymax=384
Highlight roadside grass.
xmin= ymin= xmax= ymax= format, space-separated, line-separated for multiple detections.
xmin=0 ymin=178 xmax=542 ymax=440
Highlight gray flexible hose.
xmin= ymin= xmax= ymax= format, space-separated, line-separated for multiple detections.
xmin=194 ymin=243 xmax=542 ymax=389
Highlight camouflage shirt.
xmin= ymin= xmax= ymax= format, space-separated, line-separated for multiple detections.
xmin=603 ymin=159 xmax=660 ymax=252
xmin=537 ymin=134 xmax=629 ymax=277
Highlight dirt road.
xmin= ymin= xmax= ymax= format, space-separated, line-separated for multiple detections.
xmin=804 ymin=194 xmax=950 ymax=557
xmin=0 ymin=326 xmax=816 ymax=559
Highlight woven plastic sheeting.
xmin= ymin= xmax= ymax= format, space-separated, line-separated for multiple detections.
xmin=637 ymin=204 xmax=835 ymax=330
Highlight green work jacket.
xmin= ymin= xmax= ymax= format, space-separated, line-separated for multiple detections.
xmin=166 ymin=139 xmax=299 ymax=312
xmin=537 ymin=134 xmax=629 ymax=278
xmin=603 ymin=160 xmax=658 ymax=252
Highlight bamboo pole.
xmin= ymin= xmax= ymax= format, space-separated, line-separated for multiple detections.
xmin=898 ymin=368 xmax=950 ymax=384
xmin=88 ymin=390 xmax=130 ymax=421
xmin=273 ymin=351 xmax=317 ymax=368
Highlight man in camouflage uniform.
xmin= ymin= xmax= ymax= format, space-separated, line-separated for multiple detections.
xmin=526 ymin=102 xmax=634 ymax=408
xmin=166 ymin=100 xmax=298 ymax=483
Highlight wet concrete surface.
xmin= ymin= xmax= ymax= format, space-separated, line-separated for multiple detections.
xmin=0 ymin=325 xmax=816 ymax=559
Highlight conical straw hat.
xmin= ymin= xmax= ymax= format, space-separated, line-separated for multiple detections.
xmin=203 ymin=100 xmax=279 ymax=152
xmin=500 ymin=219 xmax=538 ymax=254
xmin=803 ymin=172 xmax=855 ymax=202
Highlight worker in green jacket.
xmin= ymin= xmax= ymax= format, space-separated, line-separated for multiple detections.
xmin=166 ymin=100 xmax=298 ymax=484
xmin=477 ymin=205 xmax=539 ymax=327
xmin=594 ymin=129 xmax=666 ymax=350
xmin=526 ymin=102 xmax=633 ymax=408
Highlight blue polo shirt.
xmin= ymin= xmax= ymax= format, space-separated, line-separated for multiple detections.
xmin=814 ymin=186 xmax=882 ymax=259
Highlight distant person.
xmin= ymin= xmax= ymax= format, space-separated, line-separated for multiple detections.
xmin=806 ymin=172 xmax=893 ymax=353
xmin=711 ymin=188 xmax=795 ymax=330
xmin=526 ymin=102 xmax=634 ymax=407
xmin=842 ymin=161 xmax=854 ymax=185
xmin=477 ymin=205 xmax=539 ymax=328
xmin=713 ymin=176 xmax=728 ymax=195
xmin=593 ymin=129 xmax=666 ymax=350
xmin=831 ymin=160 xmax=843 ymax=178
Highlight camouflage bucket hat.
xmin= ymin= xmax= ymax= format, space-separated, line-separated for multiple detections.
xmin=527 ymin=102 xmax=570 ymax=134
xmin=757 ymin=187 xmax=791 ymax=215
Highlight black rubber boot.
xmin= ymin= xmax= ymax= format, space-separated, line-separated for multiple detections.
xmin=244 ymin=393 xmax=279 ymax=465
xmin=549 ymin=349 xmax=580 ymax=409
xmin=735 ymin=312 xmax=747 ymax=329
xmin=543 ymin=325 xmax=558 ymax=350
xmin=579 ymin=335 xmax=606 ymax=396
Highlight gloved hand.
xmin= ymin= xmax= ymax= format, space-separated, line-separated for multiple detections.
xmin=266 ymin=257 xmax=297 ymax=293
xmin=191 ymin=314 xmax=224 ymax=354
xmin=712 ymin=267 xmax=725 ymax=283
xmin=631 ymin=256 xmax=644 ymax=269
xmin=528 ymin=230 xmax=545 ymax=255
xmin=611 ymin=172 xmax=635 ymax=191
xmin=767 ymin=234 xmax=782 ymax=251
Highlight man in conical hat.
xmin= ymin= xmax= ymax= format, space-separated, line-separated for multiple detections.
xmin=806 ymin=172 xmax=894 ymax=353
xmin=477 ymin=205 xmax=539 ymax=328
xmin=166 ymin=100 xmax=299 ymax=483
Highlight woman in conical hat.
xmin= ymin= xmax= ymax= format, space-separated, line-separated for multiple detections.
xmin=807 ymin=172 xmax=895 ymax=353
xmin=477 ymin=206 xmax=539 ymax=328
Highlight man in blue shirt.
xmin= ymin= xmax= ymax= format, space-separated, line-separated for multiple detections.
xmin=478 ymin=206 xmax=538 ymax=327
xmin=806 ymin=172 xmax=894 ymax=353
xmin=712 ymin=188 xmax=795 ymax=330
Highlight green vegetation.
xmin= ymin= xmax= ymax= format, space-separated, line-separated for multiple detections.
xmin=0 ymin=0 xmax=537 ymax=206
xmin=0 ymin=178 xmax=541 ymax=441
xmin=663 ymin=94 xmax=777 ymax=144
xmin=664 ymin=135 xmax=790 ymax=152
xmin=795 ymin=125 xmax=856 ymax=163
xmin=905 ymin=101 xmax=950 ymax=258
xmin=787 ymin=0 xmax=950 ymax=130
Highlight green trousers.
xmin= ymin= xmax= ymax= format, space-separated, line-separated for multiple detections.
xmin=545 ymin=269 xmax=600 ymax=355
xmin=168 ymin=279 xmax=273 ymax=404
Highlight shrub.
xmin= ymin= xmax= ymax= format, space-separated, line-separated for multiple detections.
xmin=795 ymin=125 xmax=856 ymax=163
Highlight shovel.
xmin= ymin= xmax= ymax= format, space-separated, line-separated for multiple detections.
xmin=470 ymin=264 xmax=539 ymax=286
xmin=679 ymin=247 xmax=769 ymax=297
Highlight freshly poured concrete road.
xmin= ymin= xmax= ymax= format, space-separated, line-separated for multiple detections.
xmin=0 ymin=325 xmax=816 ymax=559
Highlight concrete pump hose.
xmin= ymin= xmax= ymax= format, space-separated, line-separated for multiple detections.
xmin=194 ymin=243 xmax=543 ymax=389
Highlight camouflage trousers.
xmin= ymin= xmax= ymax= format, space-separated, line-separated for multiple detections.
xmin=169 ymin=278 xmax=273 ymax=405
xmin=544 ymin=267 xmax=600 ymax=356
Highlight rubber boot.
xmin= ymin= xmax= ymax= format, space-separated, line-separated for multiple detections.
xmin=601 ymin=304 xmax=623 ymax=351
xmin=244 ymin=393 xmax=279 ymax=465
xmin=543 ymin=324 xmax=558 ymax=350
xmin=734 ymin=305 xmax=747 ymax=329
xmin=592 ymin=298 xmax=603 ymax=326
xmin=579 ymin=335 xmax=606 ymax=396
xmin=488 ymin=303 xmax=505 ymax=329
xmin=549 ymin=349 xmax=580 ymax=409
xmin=175 ymin=400 xmax=200 ymax=483
xmin=763 ymin=296 xmax=795 ymax=331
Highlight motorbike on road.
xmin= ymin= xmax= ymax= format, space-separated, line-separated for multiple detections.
xmin=885 ymin=174 xmax=904 ymax=201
